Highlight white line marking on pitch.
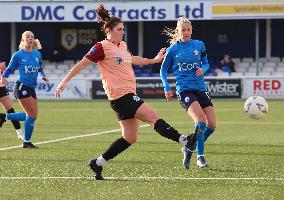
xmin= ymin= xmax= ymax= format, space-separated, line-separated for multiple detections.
xmin=0 ymin=121 xmax=282 ymax=151
xmin=0 ymin=125 xmax=150 ymax=151
xmin=173 ymin=121 xmax=284 ymax=125
xmin=0 ymin=176 xmax=282 ymax=181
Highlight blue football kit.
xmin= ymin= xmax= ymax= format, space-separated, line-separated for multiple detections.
xmin=2 ymin=49 xmax=45 ymax=143
xmin=2 ymin=49 xmax=45 ymax=89
xmin=160 ymin=39 xmax=214 ymax=160
xmin=160 ymin=39 xmax=209 ymax=94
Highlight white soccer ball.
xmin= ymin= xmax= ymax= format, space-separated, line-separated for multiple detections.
xmin=244 ymin=96 xmax=268 ymax=119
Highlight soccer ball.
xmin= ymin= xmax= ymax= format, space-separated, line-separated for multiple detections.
xmin=244 ymin=96 xmax=268 ymax=119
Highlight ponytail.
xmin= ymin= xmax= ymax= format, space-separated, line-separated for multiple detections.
xmin=163 ymin=16 xmax=192 ymax=45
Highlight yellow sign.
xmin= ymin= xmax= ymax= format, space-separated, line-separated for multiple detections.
xmin=213 ymin=4 xmax=284 ymax=15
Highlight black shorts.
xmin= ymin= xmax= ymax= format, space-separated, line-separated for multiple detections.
xmin=177 ymin=90 xmax=213 ymax=111
xmin=110 ymin=93 xmax=144 ymax=121
xmin=0 ymin=86 xmax=9 ymax=98
xmin=14 ymin=81 xmax=37 ymax=99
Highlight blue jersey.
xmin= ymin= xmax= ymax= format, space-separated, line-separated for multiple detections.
xmin=2 ymin=49 xmax=45 ymax=89
xmin=160 ymin=39 xmax=209 ymax=95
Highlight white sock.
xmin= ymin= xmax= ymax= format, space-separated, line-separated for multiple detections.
xmin=96 ymin=155 xmax=106 ymax=166
xmin=16 ymin=129 xmax=23 ymax=135
xmin=179 ymin=135 xmax=188 ymax=145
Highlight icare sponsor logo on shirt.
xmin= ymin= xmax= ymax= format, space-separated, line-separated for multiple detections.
xmin=115 ymin=57 xmax=122 ymax=64
xmin=115 ymin=56 xmax=131 ymax=64
xmin=178 ymin=62 xmax=198 ymax=71
xmin=25 ymin=65 xmax=40 ymax=73
xmin=124 ymin=57 xmax=132 ymax=63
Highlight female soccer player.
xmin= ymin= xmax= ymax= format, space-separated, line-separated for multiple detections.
xmin=55 ymin=4 xmax=199 ymax=180
xmin=0 ymin=31 xmax=48 ymax=148
xmin=160 ymin=17 xmax=216 ymax=168
xmin=0 ymin=62 xmax=23 ymax=139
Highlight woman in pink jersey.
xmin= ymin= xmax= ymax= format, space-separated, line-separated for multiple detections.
xmin=55 ymin=4 xmax=199 ymax=180
xmin=0 ymin=62 xmax=23 ymax=139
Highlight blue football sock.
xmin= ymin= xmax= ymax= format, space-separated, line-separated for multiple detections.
xmin=204 ymin=127 xmax=215 ymax=142
xmin=7 ymin=112 xmax=26 ymax=121
xmin=195 ymin=122 xmax=206 ymax=157
xmin=24 ymin=116 xmax=36 ymax=142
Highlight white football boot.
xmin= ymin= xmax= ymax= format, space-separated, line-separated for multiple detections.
xmin=197 ymin=156 xmax=208 ymax=168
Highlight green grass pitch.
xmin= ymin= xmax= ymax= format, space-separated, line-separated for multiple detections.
xmin=0 ymin=99 xmax=283 ymax=200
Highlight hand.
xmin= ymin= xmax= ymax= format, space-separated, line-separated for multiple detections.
xmin=42 ymin=76 xmax=49 ymax=82
xmin=153 ymin=47 xmax=166 ymax=63
xmin=165 ymin=91 xmax=173 ymax=101
xmin=196 ymin=68 xmax=203 ymax=76
xmin=55 ymin=82 xmax=67 ymax=98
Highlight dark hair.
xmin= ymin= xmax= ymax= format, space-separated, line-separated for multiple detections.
xmin=95 ymin=4 xmax=122 ymax=33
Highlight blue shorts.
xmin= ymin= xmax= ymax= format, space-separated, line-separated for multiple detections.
xmin=177 ymin=91 xmax=213 ymax=111
xmin=110 ymin=93 xmax=144 ymax=121
xmin=14 ymin=81 xmax=37 ymax=99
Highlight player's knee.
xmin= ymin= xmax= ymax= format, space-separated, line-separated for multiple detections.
xmin=150 ymin=115 xmax=160 ymax=125
xmin=124 ymin=136 xmax=137 ymax=144
xmin=144 ymin=112 xmax=160 ymax=125
xmin=197 ymin=113 xmax=207 ymax=122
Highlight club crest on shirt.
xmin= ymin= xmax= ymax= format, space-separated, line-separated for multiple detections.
xmin=35 ymin=57 xmax=39 ymax=63
xmin=194 ymin=50 xmax=198 ymax=56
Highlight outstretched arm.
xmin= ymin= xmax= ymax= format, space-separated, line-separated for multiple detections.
xmin=55 ymin=57 xmax=93 ymax=97
xmin=132 ymin=48 xmax=166 ymax=66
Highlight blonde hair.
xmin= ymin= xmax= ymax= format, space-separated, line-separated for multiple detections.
xmin=18 ymin=31 xmax=42 ymax=50
xmin=163 ymin=17 xmax=192 ymax=44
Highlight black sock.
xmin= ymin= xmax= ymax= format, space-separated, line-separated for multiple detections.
xmin=154 ymin=119 xmax=181 ymax=143
xmin=7 ymin=108 xmax=21 ymax=130
xmin=102 ymin=137 xmax=131 ymax=161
